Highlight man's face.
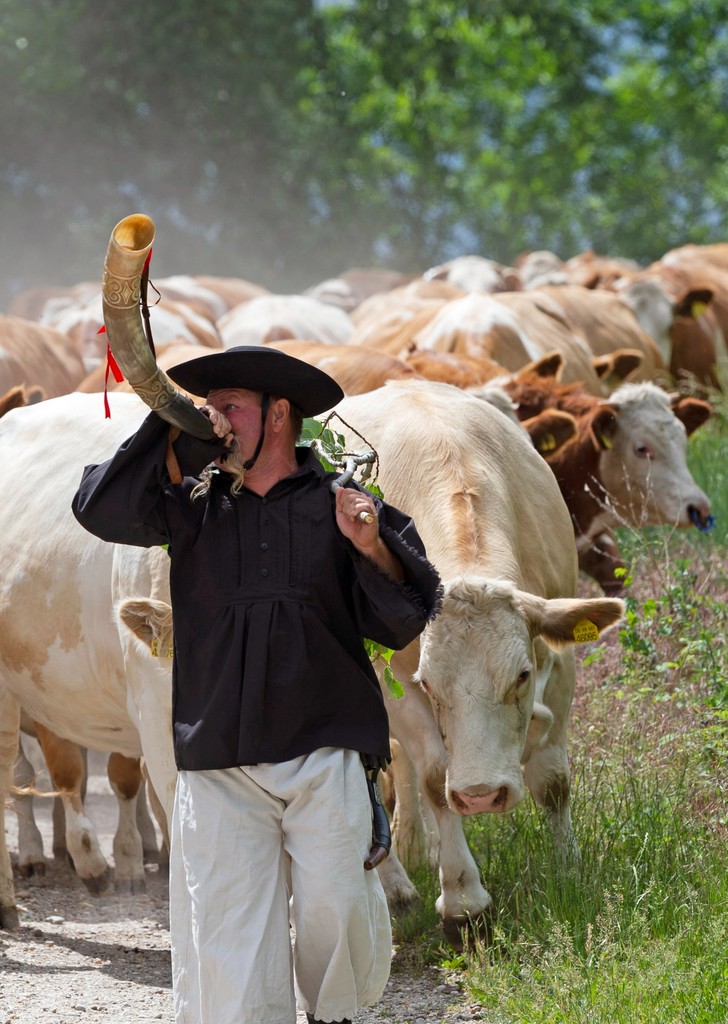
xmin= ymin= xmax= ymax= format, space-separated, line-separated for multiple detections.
xmin=206 ymin=388 xmax=263 ymax=462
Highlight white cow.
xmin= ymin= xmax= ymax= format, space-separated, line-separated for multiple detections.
xmin=331 ymin=380 xmax=624 ymax=943
xmin=0 ymin=385 xmax=622 ymax=944
xmin=0 ymin=392 xmax=176 ymax=929
xmin=423 ymin=254 xmax=520 ymax=293
xmin=217 ymin=293 xmax=355 ymax=348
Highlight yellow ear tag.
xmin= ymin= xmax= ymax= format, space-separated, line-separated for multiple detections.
xmin=598 ymin=433 xmax=613 ymax=449
xmin=691 ymin=301 xmax=707 ymax=318
xmin=539 ymin=433 xmax=556 ymax=452
xmin=150 ymin=638 xmax=174 ymax=658
xmin=573 ymin=619 xmax=600 ymax=643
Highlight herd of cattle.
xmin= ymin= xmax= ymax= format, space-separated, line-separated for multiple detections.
xmin=0 ymin=239 xmax=724 ymax=942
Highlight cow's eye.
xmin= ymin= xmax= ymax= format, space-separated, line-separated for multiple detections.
xmin=420 ymin=678 xmax=432 ymax=694
xmin=515 ymin=668 xmax=530 ymax=691
xmin=634 ymin=443 xmax=652 ymax=459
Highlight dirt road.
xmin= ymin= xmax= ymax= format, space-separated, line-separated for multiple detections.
xmin=2 ymin=746 xmax=477 ymax=1024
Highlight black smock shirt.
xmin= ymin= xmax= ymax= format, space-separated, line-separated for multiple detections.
xmin=72 ymin=412 xmax=442 ymax=771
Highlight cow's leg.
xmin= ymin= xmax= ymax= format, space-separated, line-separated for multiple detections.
xmin=107 ymin=753 xmax=147 ymax=894
xmin=13 ymin=738 xmax=46 ymax=878
xmin=375 ymin=847 xmax=421 ymax=910
xmin=135 ymin=774 xmax=162 ymax=865
xmin=385 ymin=666 xmax=492 ymax=947
xmin=428 ymin=800 xmax=495 ymax=949
xmin=0 ymin=689 xmax=21 ymax=929
xmin=388 ymin=740 xmax=439 ymax=871
xmin=33 ymin=723 xmax=111 ymax=895
xmin=524 ymin=741 xmax=577 ymax=863
xmin=140 ymin=762 xmax=170 ymax=871
xmin=51 ymin=746 xmax=87 ymax=863
xmin=577 ymin=531 xmax=626 ymax=596
xmin=524 ymin=652 xmax=578 ymax=865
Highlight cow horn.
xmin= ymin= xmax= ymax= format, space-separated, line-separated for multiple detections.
xmin=101 ymin=213 xmax=216 ymax=440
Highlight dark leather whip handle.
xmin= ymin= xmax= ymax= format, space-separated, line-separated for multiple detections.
xmin=364 ymin=768 xmax=391 ymax=871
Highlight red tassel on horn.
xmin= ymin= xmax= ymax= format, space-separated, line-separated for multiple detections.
xmin=102 ymin=338 xmax=125 ymax=419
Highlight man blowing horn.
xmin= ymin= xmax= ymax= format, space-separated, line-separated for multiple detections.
xmin=72 ymin=342 xmax=442 ymax=1024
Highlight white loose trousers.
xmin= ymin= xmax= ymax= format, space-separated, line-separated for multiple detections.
xmin=170 ymin=747 xmax=392 ymax=1024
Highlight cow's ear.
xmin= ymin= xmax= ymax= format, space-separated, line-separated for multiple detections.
xmin=0 ymin=385 xmax=28 ymax=417
xmin=424 ymin=265 xmax=449 ymax=282
xmin=519 ymin=595 xmax=625 ymax=650
xmin=592 ymin=349 xmax=643 ymax=385
xmin=24 ymin=384 xmax=47 ymax=405
xmin=671 ymin=396 xmax=713 ymax=436
xmin=589 ymin=406 xmax=619 ymax=450
xmin=673 ymin=287 xmax=713 ymax=319
xmin=116 ymin=598 xmax=173 ymax=650
xmin=516 ymin=350 xmax=563 ymax=381
xmin=577 ymin=269 xmax=601 ymax=289
xmin=117 ymin=600 xmax=155 ymax=648
xmin=524 ymin=409 xmax=577 ymax=455
xmin=501 ymin=267 xmax=523 ymax=291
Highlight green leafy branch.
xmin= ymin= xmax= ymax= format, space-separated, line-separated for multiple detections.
xmin=364 ymin=639 xmax=406 ymax=700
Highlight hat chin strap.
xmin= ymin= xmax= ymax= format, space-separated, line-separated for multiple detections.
xmin=242 ymin=393 xmax=270 ymax=471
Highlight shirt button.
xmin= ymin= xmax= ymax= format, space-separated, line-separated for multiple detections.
xmin=260 ymin=542 xmax=269 ymax=551
xmin=261 ymin=568 xmax=270 ymax=577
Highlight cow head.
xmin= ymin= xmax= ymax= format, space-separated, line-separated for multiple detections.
xmin=415 ymin=577 xmax=624 ymax=817
xmin=598 ymin=383 xmax=712 ymax=530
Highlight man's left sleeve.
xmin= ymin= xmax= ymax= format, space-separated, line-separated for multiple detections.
xmin=350 ymin=501 xmax=443 ymax=650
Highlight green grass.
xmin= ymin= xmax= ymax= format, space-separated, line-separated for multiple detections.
xmin=391 ymin=387 xmax=728 ymax=1021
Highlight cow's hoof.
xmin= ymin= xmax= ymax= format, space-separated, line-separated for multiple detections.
xmin=114 ymin=877 xmax=147 ymax=896
xmin=81 ymin=867 xmax=112 ymax=896
xmin=441 ymin=907 xmax=493 ymax=950
xmin=0 ymin=903 xmax=20 ymax=931
xmin=18 ymin=860 xmax=46 ymax=879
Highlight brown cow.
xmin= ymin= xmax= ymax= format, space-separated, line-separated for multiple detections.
xmin=261 ymin=338 xmax=421 ymax=394
xmin=404 ymin=349 xmax=507 ymax=388
xmin=0 ymin=315 xmax=87 ymax=398
xmin=369 ymin=290 xmax=607 ymax=394
xmin=499 ymin=375 xmax=713 ymax=593
xmin=76 ymin=340 xmax=223 ymax=395
xmin=611 ymin=266 xmax=724 ymax=393
xmin=531 ymin=285 xmax=667 ymax=383
xmin=349 ymin=279 xmax=464 ymax=352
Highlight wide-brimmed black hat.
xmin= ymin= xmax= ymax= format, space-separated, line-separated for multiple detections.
xmin=167 ymin=345 xmax=344 ymax=416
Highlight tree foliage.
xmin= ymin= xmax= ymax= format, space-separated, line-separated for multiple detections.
xmin=1 ymin=0 xmax=727 ymax=308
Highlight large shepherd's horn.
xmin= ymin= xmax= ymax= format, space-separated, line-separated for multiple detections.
xmin=101 ymin=213 xmax=216 ymax=440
